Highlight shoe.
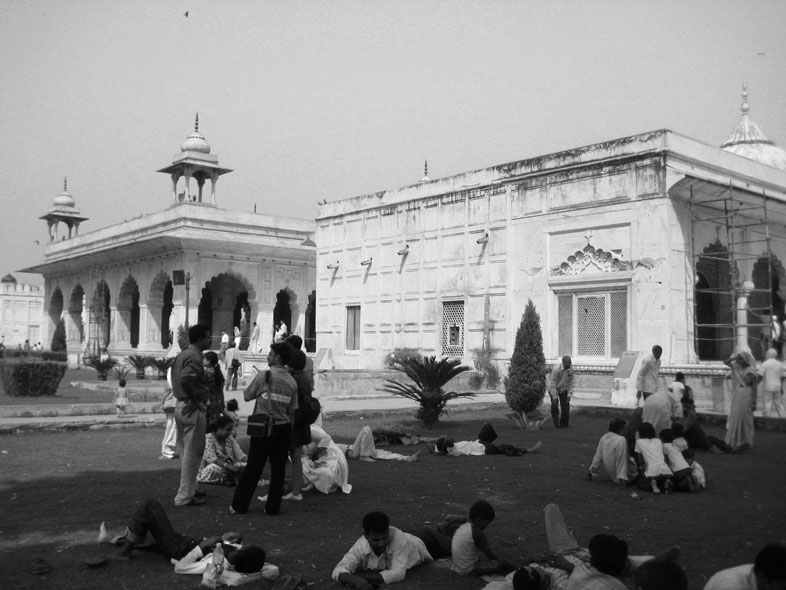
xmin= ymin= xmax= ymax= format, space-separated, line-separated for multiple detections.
xmin=282 ymin=492 xmax=303 ymax=501
xmin=258 ymin=494 xmax=268 ymax=502
xmin=194 ymin=490 xmax=207 ymax=498
xmin=179 ymin=497 xmax=206 ymax=506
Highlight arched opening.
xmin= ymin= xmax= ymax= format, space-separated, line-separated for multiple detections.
xmin=89 ymin=281 xmax=111 ymax=355
xmin=68 ymin=285 xmax=85 ymax=343
xmin=695 ymin=240 xmax=734 ymax=361
xmin=49 ymin=288 xmax=64 ymax=325
xmin=749 ymin=254 xmax=786 ymax=359
xmin=162 ymin=282 xmax=174 ymax=348
xmin=118 ymin=276 xmax=141 ymax=349
xmin=148 ymin=271 xmax=173 ymax=349
xmin=305 ymin=289 xmax=316 ymax=352
xmin=198 ymin=286 xmax=213 ymax=333
xmin=200 ymin=273 xmax=256 ymax=350
xmin=274 ymin=290 xmax=292 ymax=340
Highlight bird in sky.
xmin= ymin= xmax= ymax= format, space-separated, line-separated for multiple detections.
xmin=184 ymin=11 xmax=189 ymax=18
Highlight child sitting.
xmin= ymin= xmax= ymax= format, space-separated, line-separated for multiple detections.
xmin=659 ymin=429 xmax=692 ymax=492
xmin=634 ymin=422 xmax=672 ymax=494
xmin=451 ymin=500 xmax=516 ymax=576
xmin=670 ymin=422 xmax=688 ymax=452
xmin=682 ymin=449 xmax=706 ymax=492
xmin=669 ymin=371 xmax=694 ymax=416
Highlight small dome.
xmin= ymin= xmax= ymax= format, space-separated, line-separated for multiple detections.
xmin=1 ymin=273 xmax=17 ymax=283
xmin=721 ymin=85 xmax=786 ymax=171
xmin=180 ymin=113 xmax=211 ymax=154
xmin=51 ymin=178 xmax=77 ymax=209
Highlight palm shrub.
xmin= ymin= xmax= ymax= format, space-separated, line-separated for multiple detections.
xmin=83 ymin=356 xmax=118 ymax=381
xmin=150 ymin=357 xmax=174 ymax=380
xmin=0 ymin=359 xmax=67 ymax=397
xmin=125 ymin=354 xmax=152 ymax=379
xmin=505 ymin=299 xmax=547 ymax=414
xmin=51 ymin=318 xmax=67 ymax=352
xmin=111 ymin=365 xmax=132 ymax=381
xmin=379 ymin=355 xmax=475 ymax=427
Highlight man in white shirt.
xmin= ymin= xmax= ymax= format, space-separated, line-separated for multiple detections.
xmin=548 ymin=356 xmax=575 ymax=428
xmin=637 ymin=345 xmax=663 ymax=404
xmin=703 ymin=544 xmax=786 ymax=590
xmin=588 ymin=419 xmax=636 ymax=485
xmin=333 ymin=511 xmax=432 ymax=588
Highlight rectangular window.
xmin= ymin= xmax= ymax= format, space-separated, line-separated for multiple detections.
xmin=346 ymin=305 xmax=361 ymax=351
xmin=557 ymin=290 xmax=627 ymax=358
xmin=442 ymin=301 xmax=464 ymax=356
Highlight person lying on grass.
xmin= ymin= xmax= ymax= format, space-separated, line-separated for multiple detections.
xmin=340 ymin=425 xmax=423 ymax=462
xmin=332 ymin=510 xmax=433 ymax=589
xmin=107 ymin=498 xmax=265 ymax=574
xmin=433 ymin=423 xmax=542 ymax=457
xmin=451 ymin=500 xmax=516 ymax=577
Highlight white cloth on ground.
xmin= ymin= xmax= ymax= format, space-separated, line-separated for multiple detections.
xmin=302 ymin=424 xmax=352 ymax=494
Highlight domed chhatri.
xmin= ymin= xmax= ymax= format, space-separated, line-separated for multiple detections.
xmin=1 ymin=273 xmax=17 ymax=284
xmin=38 ymin=178 xmax=89 ymax=242
xmin=721 ymin=84 xmax=786 ymax=171
xmin=51 ymin=177 xmax=78 ymax=210
xmin=180 ymin=113 xmax=211 ymax=154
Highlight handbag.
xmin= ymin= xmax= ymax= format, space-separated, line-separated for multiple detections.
xmin=161 ymin=389 xmax=176 ymax=412
xmin=247 ymin=371 xmax=274 ymax=438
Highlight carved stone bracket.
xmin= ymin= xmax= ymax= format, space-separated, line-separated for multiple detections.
xmin=551 ymin=243 xmax=632 ymax=276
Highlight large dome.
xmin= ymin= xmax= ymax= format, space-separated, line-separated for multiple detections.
xmin=721 ymin=85 xmax=786 ymax=171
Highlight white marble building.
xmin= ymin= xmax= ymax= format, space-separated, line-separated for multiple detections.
xmin=0 ymin=275 xmax=44 ymax=349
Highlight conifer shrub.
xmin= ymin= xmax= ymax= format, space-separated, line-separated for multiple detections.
xmin=505 ymin=299 xmax=547 ymax=414
xmin=51 ymin=318 xmax=67 ymax=352
xmin=0 ymin=359 xmax=67 ymax=397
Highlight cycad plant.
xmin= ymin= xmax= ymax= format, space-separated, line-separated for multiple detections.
xmin=124 ymin=355 xmax=152 ymax=379
xmin=150 ymin=357 xmax=174 ymax=380
xmin=83 ymin=356 xmax=118 ymax=381
xmin=380 ymin=355 xmax=474 ymax=427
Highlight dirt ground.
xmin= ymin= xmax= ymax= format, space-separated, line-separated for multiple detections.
xmin=0 ymin=407 xmax=784 ymax=590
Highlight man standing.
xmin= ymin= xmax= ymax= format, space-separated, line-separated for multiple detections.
xmin=636 ymin=345 xmax=662 ymax=405
xmin=548 ymin=355 xmax=574 ymax=428
xmin=218 ymin=330 xmax=229 ymax=362
xmin=250 ymin=322 xmax=260 ymax=353
xmin=172 ymin=324 xmax=212 ymax=507
xmin=224 ymin=342 xmax=239 ymax=391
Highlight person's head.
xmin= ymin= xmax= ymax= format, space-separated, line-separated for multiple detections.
xmin=289 ymin=349 xmax=307 ymax=371
xmin=468 ymin=500 xmax=495 ymax=529
xmin=766 ymin=348 xmax=778 ymax=360
xmin=588 ymin=534 xmax=629 ymax=576
xmin=204 ymin=351 xmax=219 ymax=367
xmin=267 ymin=341 xmax=294 ymax=367
xmin=226 ymin=545 xmax=266 ymax=573
xmin=286 ymin=334 xmax=304 ymax=350
xmin=226 ymin=399 xmax=239 ymax=412
xmin=634 ymin=558 xmax=687 ymax=590
xmin=512 ymin=566 xmax=551 ymax=590
xmin=561 ymin=355 xmax=572 ymax=369
xmin=671 ymin=422 xmax=684 ymax=437
xmin=675 ymin=371 xmax=685 ymax=383
xmin=608 ymin=418 xmax=626 ymax=435
xmin=682 ymin=449 xmax=695 ymax=464
xmin=361 ymin=511 xmax=390 ymax=556
xmin=213 ymin=414 xmax=234 ymax=439
xmin=638 ymin=422 xmax=656 ymax=439
xmin=119 ymin=379 xmax=126 ymax=387
xmin=188 ymin=324 xmax=211 ymax=349
xmin=652 ymin=345 xmax=662 ymax=360
xmin=659 ymin=429 xmax=674 ymax=443
xmin=734 ymin=346 xmax=756 ymax=368
xmin=753 ymin=544 xmax=786 ymax=589
xmin=221 ymin=330 xmax=227 ymax=336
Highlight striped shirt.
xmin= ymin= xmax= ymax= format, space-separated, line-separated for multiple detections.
xmin=245 ymin=365 xmax=298 ymax=425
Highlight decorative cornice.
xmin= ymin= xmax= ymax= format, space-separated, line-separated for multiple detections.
xmin=551 ymin=243 xmax=632 ymax=275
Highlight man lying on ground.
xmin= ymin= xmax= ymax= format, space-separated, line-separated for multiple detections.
xmin=332 ymin=510 xmax=433 ymax=589
xmin=341 ymin=425 xmax=422 ymax=462
xmin=434 ymin=424 xmax=541 ymax=457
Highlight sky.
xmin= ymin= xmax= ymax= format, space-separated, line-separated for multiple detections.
xmin=2 ymin=0 xmax=785 ymax=285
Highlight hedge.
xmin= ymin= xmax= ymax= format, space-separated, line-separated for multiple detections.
xmin=0 ymin=360 xmax=68 ymax=397
xmin=0 ymin=350 xmax=68 ymax=362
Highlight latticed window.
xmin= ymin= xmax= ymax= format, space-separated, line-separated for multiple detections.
xmin=557 ymin=290 xmax=627 ymax=358
xmin=346 ymin=305 xmax=361 ymax=351
xmin=442 ymin=300 xmax=464 ymax=356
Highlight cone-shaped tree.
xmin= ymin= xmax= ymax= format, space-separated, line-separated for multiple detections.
xmin=51 ymin=318 xmax=67 ymax=352
xmin=505 ymin=299 xmax=547 ymax=413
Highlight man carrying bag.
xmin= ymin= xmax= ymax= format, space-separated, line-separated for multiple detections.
xmin=230 ymin=341 xmax=298 ymax=516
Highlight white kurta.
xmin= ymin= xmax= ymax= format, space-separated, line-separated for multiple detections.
xmin=302 ymin=424 xmax=352 ymax=494
xmin=589 ymin=432 xmax=634 ymax=483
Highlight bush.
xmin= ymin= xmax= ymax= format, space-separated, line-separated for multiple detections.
xmin=379 ymin=355 xmax=475 ymax=427
xmin=383 ymin=348 xmax=422 ymax=369
xmin=51 ymin=318 xmax=67 ymax=352
xmin=42 ymin=351 xmax=68 ymax=362
xmin=0 ymin=359 xmax=68 ymax=397
xmin=111 ymin=366 xmax=132 ymax=381
xmin=505 ymin=299 xmax=547 ymax=414
xmin=150 ymin=357 xmax=174 ymax=380
xmin=124 ymin=355 xmax=153 ymax=379
xmin=83 ymin=356 xmax=118 ymax=381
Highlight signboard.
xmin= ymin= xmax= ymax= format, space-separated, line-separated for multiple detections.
xmin=611 ymin=351 xmax=642 ymax=406
xmin=613 ymin=351 xmax=641 ymax=378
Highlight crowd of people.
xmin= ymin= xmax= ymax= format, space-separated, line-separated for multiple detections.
xmin=95 ymin=327 xmax=783 ymax=589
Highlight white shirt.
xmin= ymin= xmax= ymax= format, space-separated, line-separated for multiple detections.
xmin=662 ymin=442 xmax=689 ymax=472
xmin=589 ymin=432 xmax=632 ymax=483
xmin=332 ymin=526 xmax=432 ymax=585
xmin=703 ymin=564 xmax=756 ymax=590
xmin=451 ymin=522 xmax=483 ymax=575
xmin=446 ymin=440 xmax=486 ymax=456
xmin=758 ymin=358 xmax=783 ymax=392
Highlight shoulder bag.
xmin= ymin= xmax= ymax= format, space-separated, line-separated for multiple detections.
xmin=247 ymin=371 xmax=274 ymax=438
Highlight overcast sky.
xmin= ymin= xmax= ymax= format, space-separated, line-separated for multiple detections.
xmin=2 ymin=0 xmax=785 ymax=285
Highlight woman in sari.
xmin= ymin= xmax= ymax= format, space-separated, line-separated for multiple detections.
xmin=301 ymin=424 xmax=352 ymax=494
xmin=722 ymin=346 xmax=758 ymax=452
xmin=203 ymin=351 xmax=226 ymax=431
xmin=197 ymin=415 xmax=247 ymax=486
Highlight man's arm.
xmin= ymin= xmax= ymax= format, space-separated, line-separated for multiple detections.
xmin=566 ymin=368 xmax=574 ymax=398
xmin=636 ymin=358 xmax=648 ymax=392
xmin=243 ymin=371 xmax=266 ymax=402
xmin=333 ymin=538 xmax=377 ymax=589
xmin=471 ymin=526 xmax=496 ymax=561
xmin=547 ymin=365 xmax=557 ymax=396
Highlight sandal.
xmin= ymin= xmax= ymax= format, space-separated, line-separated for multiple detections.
xmin=32 ymin=558 xmax=51 ymax=575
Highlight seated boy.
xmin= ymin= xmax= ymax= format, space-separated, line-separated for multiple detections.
xmin=588 ymin=418 xmax=637 ymax=485
xmin=110 ymin=498 xmax=265 ymax=573
xmin=451 ymin=500 xmax=516 ymax=576
xmin=333 ymin=511 xmax=432 ymax=588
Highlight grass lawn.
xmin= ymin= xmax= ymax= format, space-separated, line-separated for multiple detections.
xmin=0 ymin=407 xmax=784 ymax=590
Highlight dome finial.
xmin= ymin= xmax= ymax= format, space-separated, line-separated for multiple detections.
xmin=424 ymin=159 xmax=428 ymax=177
xmin=194 ymin=112 xmax=199 ymax=132
xmin=63 ymin=177 xmax=67 ymax=191
xmin=741 ymin=82 xmax=749 ymax=115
